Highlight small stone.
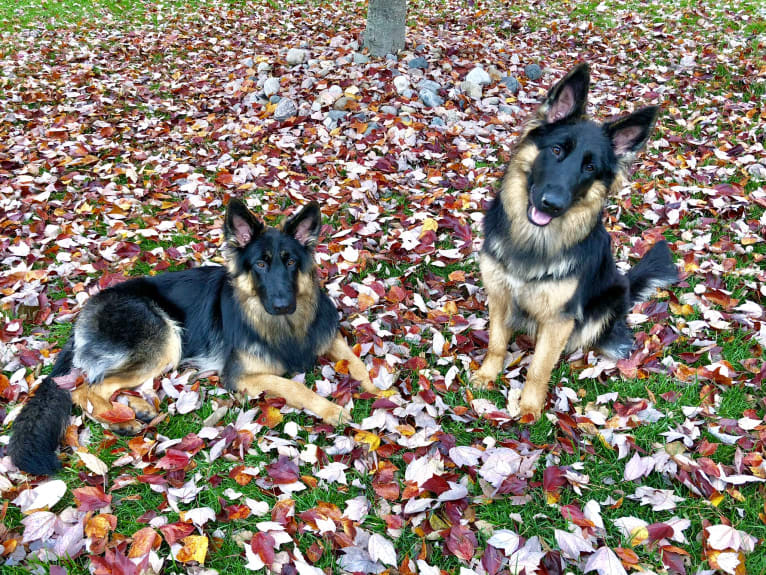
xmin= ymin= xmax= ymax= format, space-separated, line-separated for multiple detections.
xmin=747 ymin=163 xmax=766 ymax=180
xmin=286 ymin=48 xmax=309 ymax=66
xmin=460 ymin=80 xmax=482 ymax=99
xmin=380 ymin=105 xmax=398 ymax=116
xmin=499 ymin=104 xmax=515 ymax=115
xmin=401 ymin=88 xmax=414 ymax=99
xmin=257 ymin=62 xmax=271 ymax=74
xmin=415 ymin=44 xmax=427 ymax=53
xmin=334 ymin=96 xmax=352 ymax=111
xmin=243 ymin=92 xmax=261 ymax=106
xmin=393 ymin=75 xmax=410 ymax=94
xmin=273 ymin=98 xmax=297 ymax=120
xmin=418 ymin=79 xmax=441 ymax=93
xmin=269 ymin=95 xmax=281 ymax=104
xmin=465 ymin=66 xmax=491 ymax=86
xmin=501 ymin=75 xmax=521 ymax=94
xmin=420 ymin=89 xmax=444 ymax=108
xmin=263 ymin=77 xmax=280 ymax=97
xmin=524 ymin=64 xmax=543 ymax=80
xmin=353 ymin=52 xmax=369 ymax=65
xmin=386 ymin=53 xmax=398 ymax=62
xmin=328 ymin=110 xmax=348 ymax=121
xmin=408 ymin=56 xmax=428 ymax=69
xmin=317 ymin=85 xmax=343 ymax=107
xmin=430 ymin=117 xmax=445 ymax=127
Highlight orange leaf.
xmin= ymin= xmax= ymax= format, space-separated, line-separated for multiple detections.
xmin=128 ymin=527 xmax=159 ymax=558
xmin=85 ymin=514 xmax=117 ymax=539
xmin=97 ymin=402 xmax=136 ymax=424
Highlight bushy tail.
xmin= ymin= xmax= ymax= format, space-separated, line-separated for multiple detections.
xmin=627 ymin=240 xmax=678 ymax=307
xmin=8 ymin=341 xmax=74 ymax=475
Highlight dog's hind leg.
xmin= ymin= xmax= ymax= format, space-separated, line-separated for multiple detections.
xmin=325 ymin=334 xmax=377 ymax=394
xmin=519 ymin=318 xmax=574 ymax=421
xmin=72 ymin=378 xmax=145 ymax=435
xmin=236 ymin=374 xmax=351 ymax=426
xmin=472 ymin=287 xmax=513 ymax=389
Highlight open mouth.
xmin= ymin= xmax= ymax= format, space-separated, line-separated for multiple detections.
xmin=527 ymin=186 xmax=553 ymax=227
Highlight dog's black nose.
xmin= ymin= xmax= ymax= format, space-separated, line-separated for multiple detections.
xmin=540 ymin=194 xmax=565 ymax=215
xmin=273 ymin=302 xmax=293 ymax=315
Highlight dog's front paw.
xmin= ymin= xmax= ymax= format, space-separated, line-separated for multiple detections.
xmin=519 ymin=385 xmax=547 ymax=422
xmin=108 ymin=420 xmax=144 ymax=436
xmin=320 ymin=404 xmax=352 ymax=427
xmin=470 ymin=367 xmax=497 ymax=390
xmin=359 ymin=376 xmax=379 ymax=395
xmin=124 ymin=396 xmax=158 ymax=423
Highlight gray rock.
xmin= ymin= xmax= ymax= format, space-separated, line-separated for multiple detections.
xmin=257 ymin=62 xmax=272 ymax=74
xmin=524 ymin=64 xmax=543 ymax=80
xmin=466 ymin=66 xmax=491 ymax=86
xmin=273 ymin=98 xmax=297 ymax=120
xmin=269 ymin=95 xmax=281 ymax=104
xmin=386 ymin=53 xmax=398 ymax=62
xmin=747 ymin=163 xmax=766 ymax=180
xmin=430 ymin=117 xmax=445 ymax=127
xmin=328 ymin=110 xmax=348 ymax=121
xmin=353 ymin=52 xmax=370 ymax=65
xmin=380 ymin=105 xmax=398 ymax=116
xmin=243 ymin=91 xmax=262 ymax=106
xmin=418 ymin=79 xmax=441 ymax=93
xmin=501 ymin=75 xmax=521 ymax=94
xmin=286 ymin=48 xmax=309 ymax=66
xmin=263 ymin=77 xmax=280 ymax=97
xmin=460 ymin=80 xmax=482 ymax=99
xmin=393 ymin=75 xmax=410 ymax=94
xmin=408 ymin=56 xmax=428 ymax=69
xmin=401 ymin=88 xmax=414 ymax=99
xmin=416 ymin=44 xmax=427 ymax=53
xmin=420 ymin=89 xmax=444 ymax=108
xmin=334 ymin=97 xmax=352 ymax=111
xmin=317 ymin=85 xmax=343 ymax=107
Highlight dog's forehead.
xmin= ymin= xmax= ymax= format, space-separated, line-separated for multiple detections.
xmin=248 ymin=228 xmax=301 ymax=255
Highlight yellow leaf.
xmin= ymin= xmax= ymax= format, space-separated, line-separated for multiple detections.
xmin=354 ymin=430 xmax=381 ymax=451
xmin=546 ymin=492 xmax=560 ymax=505
xmin=629 ymin=526 xmax=649 ymax=546
xmin=710 ymin=492 xmax=725 ymax=507
xmin=177 ymin=535 xmax=208 ymax=564
xmin=420 ymin=218 xmax=438 ymax=238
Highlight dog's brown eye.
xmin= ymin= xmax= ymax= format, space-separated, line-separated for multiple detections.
xmin=551 ymin=145 xmax=562 ymax=156
xmin=584 ymin=163 xmax=595 ymax=172
xmin=256 ymin=261 xmax=266 ymax=269
xmin=287 ymin=258 xmax=295 ymax=267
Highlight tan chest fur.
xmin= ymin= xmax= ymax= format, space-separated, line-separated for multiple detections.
xmin=480 ymin=253 xmax=578 ymax=322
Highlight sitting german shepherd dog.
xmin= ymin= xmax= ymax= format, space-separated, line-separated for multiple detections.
xmin=10 ymin=199 xmax=376 ymax=475
xmin=472 ymin=63 xmax=678 ymax=420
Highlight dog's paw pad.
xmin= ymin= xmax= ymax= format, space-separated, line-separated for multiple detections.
xmin=124 ymin=397 xmax=158 ymax=423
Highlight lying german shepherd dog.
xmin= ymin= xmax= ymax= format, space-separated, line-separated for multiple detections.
xmin=10 ymin=199 xmax=376 ymax=475
xmin=472 ymin=63 xmax=678 ymax=420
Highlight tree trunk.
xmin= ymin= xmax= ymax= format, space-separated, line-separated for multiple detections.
xmin=363 ymin=0 xmax=407 ymax=57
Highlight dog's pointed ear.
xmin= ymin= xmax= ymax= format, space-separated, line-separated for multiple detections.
xmin=604 ymin=106 xmax=659 ymax=161
xmin=538 ymin=63 xmax=590 ymax=124
xmin=224 ymin=199 xmax=264 ymax=248
xmin=283 ymin=202 xmax=321 ymax=248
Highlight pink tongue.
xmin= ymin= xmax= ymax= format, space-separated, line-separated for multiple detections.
xmin=530 ymin=206 xmax=553 ymax=226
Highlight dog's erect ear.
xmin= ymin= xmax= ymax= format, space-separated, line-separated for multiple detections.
xmin=604 ymin=106 xmax=659 ymax=161
xmin=224 ymin=199 xmax=264 ymax=248
xmin=538 ymin=63 xmax=590 ymax=124
xmin=283 ymin=202 xmax=322 ymax=248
